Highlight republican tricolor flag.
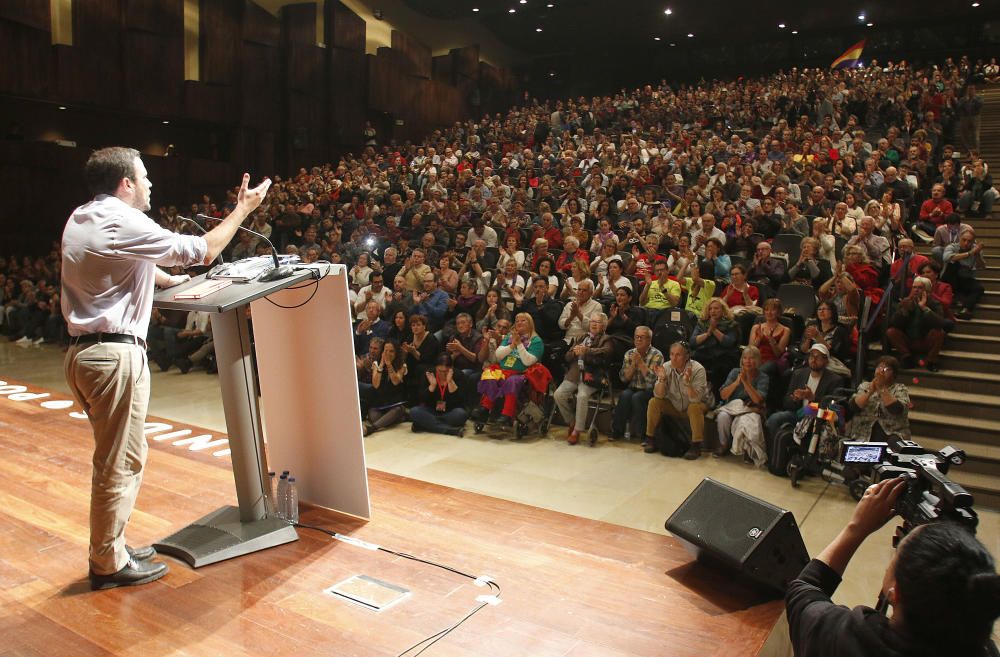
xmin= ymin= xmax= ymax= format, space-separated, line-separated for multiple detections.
xmin=830 ymin=39 xmax=866 ymax=70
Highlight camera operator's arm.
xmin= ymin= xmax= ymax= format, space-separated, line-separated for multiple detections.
xmin=785 ymin=478 xmax=906 ymax=656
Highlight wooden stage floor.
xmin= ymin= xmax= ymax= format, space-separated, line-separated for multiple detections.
xmin=0 ymin=380 xmax=783 ymax=657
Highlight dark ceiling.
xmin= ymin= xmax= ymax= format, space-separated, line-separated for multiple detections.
xmin=400 ymin=0 xmax=992 ymax=57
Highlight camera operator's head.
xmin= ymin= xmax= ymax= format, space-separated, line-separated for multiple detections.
xmin=887 ymin=522 xmax=1000 ymax=655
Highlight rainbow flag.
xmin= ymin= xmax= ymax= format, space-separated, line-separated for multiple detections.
xmin=830 ymin=39 xmax=866 ymax=70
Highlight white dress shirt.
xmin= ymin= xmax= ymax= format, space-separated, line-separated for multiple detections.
xmin=61 ymin=195 xmax=208 ymax=338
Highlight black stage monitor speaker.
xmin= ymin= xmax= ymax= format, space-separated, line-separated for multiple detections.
xmin=665 ymin=478 xmax=810 ymax=594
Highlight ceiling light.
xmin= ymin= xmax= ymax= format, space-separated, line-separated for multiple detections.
xmin=58 ymin=106 xmax=67 ymax=110
xmin=654 ymin=36 xmax=661 ymax=41
xmin=549 ymin=72 xmax=555 ymax=77
xmin=472 ymin=7 xmax=479 ymax=11
xmin=508 ymin=8 xmax=515 ymax=12
xmin=687 ymin=32 xmax=694 ymax=37
xmin=670 ymin=42 xmax=676 ymax=46
xmin=972 ymin=1 xmax=980 ymax=5
xmin=867 ymin=22 xmax=874 ymax=27
xmin=778 ymin=23 xmax=786 ymax=28
xmin=791 ymin=30 xmax=798 ymax=34
xmin=857 ymin=13 xmax=865 ymax=21
xmin=520 ymin=0 xmax=527 ymax=4
xmin=536 ymin=27 xmax=543 ymax=31
xmin=162 ymin=120 xmax=169 ymax=124
xmin=664 ymin=8 xmax=672 ymax=15
xmin=547 ymin=3 xmax=554 ymax=6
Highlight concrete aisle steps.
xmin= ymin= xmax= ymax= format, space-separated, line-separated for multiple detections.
xmin=893 ymin=137 xmax=1000 ymax=506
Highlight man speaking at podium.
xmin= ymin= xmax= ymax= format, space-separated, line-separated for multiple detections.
xmin=61 ymin=147 xmax=270 ymax=590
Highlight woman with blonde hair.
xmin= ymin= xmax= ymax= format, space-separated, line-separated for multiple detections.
xmin=476 ymin=312 xmax=545 ymax=427
xmin=691 ymin=297 xmax=741 ymax=395
xmin=811 ymin=217 xmax=837 ymax=267
xmin=714 ymin=345 xmax=770 ymax=465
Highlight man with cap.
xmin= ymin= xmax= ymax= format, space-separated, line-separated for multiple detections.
xmin=765 ymin=343 xmax=846 ymax=441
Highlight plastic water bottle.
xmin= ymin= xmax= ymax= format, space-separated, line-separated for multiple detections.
xmin=286 ymin=477 xmax=299 ymax=524
xmin=267 ymin=471 xmax=277 ymax=515
xmin=276 ymin=472 xmax=289 ymax=519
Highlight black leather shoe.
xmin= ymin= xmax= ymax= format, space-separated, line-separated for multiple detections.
xmin=89 ymin=558 xmax=168 ymax=590
xmin=126 ymin=544 xmax=157 ymax=561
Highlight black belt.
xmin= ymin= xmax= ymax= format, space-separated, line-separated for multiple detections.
xmin=70 ymin=333 xmax=147 ymax=349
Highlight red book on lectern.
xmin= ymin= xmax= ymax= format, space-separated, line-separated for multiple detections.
xmin=173 ymin=278 xmax=233 ymax=300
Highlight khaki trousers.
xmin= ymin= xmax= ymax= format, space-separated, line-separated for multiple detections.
xmin=646 ymin=397 xmax=707 ymax=444
xmin=65 ymin=342 xmax=150 ymax=575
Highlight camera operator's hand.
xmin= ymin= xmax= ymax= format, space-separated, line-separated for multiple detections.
xmin=816 ymin=476 xmax=907 ymax=577
xmin=851 ymin=477 xmax=908 ymax=538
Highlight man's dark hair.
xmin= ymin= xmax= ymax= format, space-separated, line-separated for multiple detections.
xmin=85 ymin=147 xmax=140 ymax=196
xmin=895 ymin=522 xmax=1000 ymax=656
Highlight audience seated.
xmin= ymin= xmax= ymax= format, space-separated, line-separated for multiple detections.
xmin=364 ymin=339 xmax=408 ymax=435
xmin=764 ymin=343 xmax=845 ymax=441
xmin=714 ymin=345 xmax=770 ymax=465
xmin=848 ymin=356 xmax=911 ymax=442
xmin=554 ymin=313 xmax=614 ymax=444
xmin=645 ymin=341 xmax=711 ymax=459
xmin=476 ymin=312 xmax=544 ymax=426
xmin=691 ymin=298 xmax=741 ymax=395
xmin=16 ymin=53 xmax=999 ymax=468
xmin=410 ymin=355 xmax=468 ymax=437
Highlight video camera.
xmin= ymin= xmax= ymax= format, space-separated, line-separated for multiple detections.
xmin=840 ymin=439 xmax=978 ymax=544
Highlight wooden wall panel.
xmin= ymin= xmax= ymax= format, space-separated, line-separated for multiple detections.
xmin=391 ymin=30 xmax=431 ymax=79
xmin=0 ymin=21 xmax=54 ymax=98
xmin=123 ymin=0 xmax=182 ymax=35
xmin=281 ymin=2 xmax=315 ymax=46
xmin=287 ymin=91 xmax=325 ymax=169
xmin=327 ymin=1 xmax=364 ymax=52
xmin=0 ymin=1 xmax=49 ymax=30
xmin=182 ymin=81 xmax=232 ymax=123
xmin=287 ymin=43 xmax=325 ymax=95
xmin=73 ymin=0 xmax=122 ymax=53
xmin=54 ymin=45 xmax=121 ymax=107
xmin=244 ymin=0 xmax=279 ymax=46
xmin=200 ymin=0 xmax=241 ymax=85
xmin=241 ymin=42 xmax=280 ymax=129
xmin=329 ymin=47 xmax=366 ymax=145
xmin=432 ymin=54 xmax=453 ymax=84
xmin=124 ymin=31 xmax=183 ymax=116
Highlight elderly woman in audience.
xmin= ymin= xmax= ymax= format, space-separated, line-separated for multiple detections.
xmin=691 ymin=298 xmax=741 ymax=395
xmin=714 ymin=345 xmax=770 ymax=465
xmin=811 ymin=217 xmax=838 ymax=268
xmin=849 ymin=355 xmax=911 ymax=443
xmin=555 ymin=235 xmax=590 ymax=274
xmin=554 ymin=313 xmax=614 ymax=445
xmin=788 ymin=236 xmax=832 ymax=288
xmin=476 ymin=312 xmax=544 ymax=427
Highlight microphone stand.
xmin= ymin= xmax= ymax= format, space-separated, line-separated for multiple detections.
xmin=193 ymin=213 xmax=295 ymax=282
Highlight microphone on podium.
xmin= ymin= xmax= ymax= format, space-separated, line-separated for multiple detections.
xmin=189 ymin=214 xmax=295 ymax=282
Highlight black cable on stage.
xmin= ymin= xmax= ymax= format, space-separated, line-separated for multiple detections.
xmin=293 ymin=522 xmax=503 ymax=657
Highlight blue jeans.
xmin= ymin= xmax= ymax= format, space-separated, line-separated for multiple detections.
xmin=410 ymin=406 xmax=468 ymax=434
xmin=612 ymin=387 xmax=652 ymax=437
xmin=765 ymin=410 xmax=797 ymax=441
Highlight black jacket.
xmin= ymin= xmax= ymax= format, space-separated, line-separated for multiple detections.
xmin=781 ymin=367 xmax=846 ymax=413
xmin=786 ymin=560 xmax=923 ymax=657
